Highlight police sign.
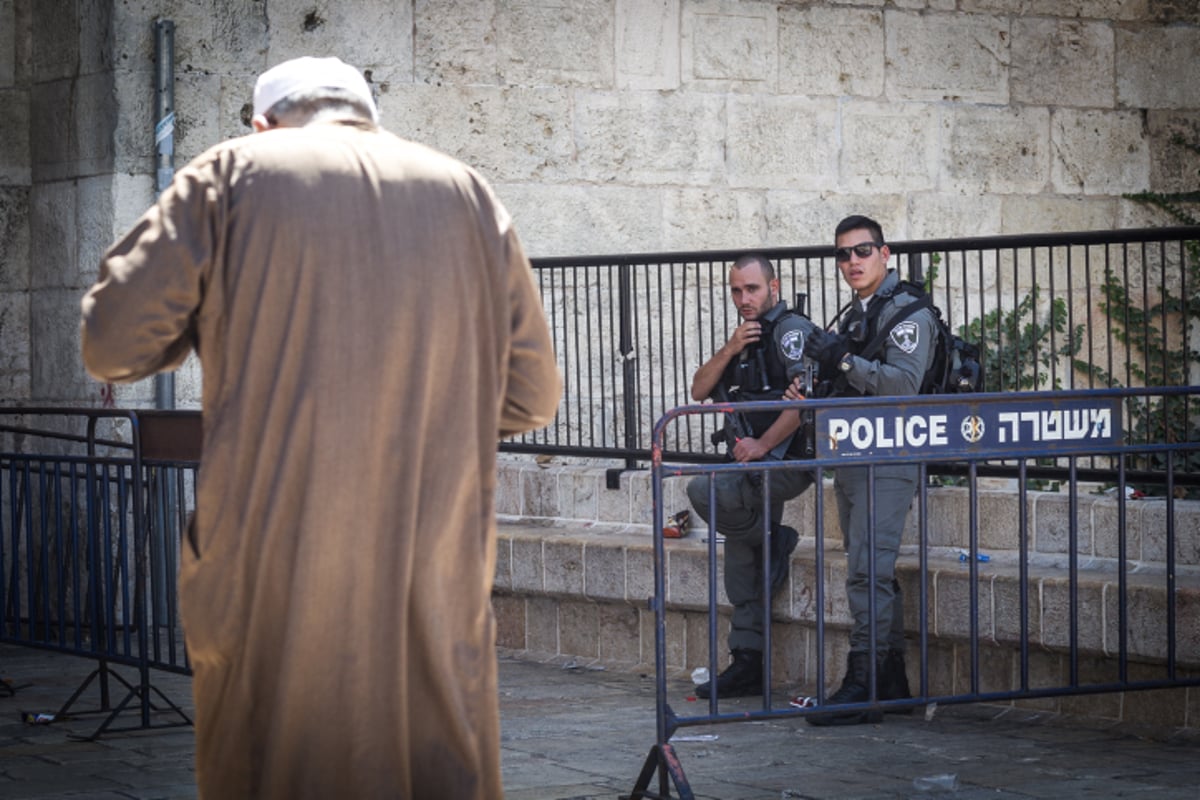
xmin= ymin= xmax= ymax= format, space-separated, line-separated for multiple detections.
xmin=814 ymin=396 xmax=1123 ymax=460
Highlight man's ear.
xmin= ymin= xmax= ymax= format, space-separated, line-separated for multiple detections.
xmin=251 ymin=114 xmax=273 ymax=133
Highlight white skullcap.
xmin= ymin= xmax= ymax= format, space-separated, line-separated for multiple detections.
xmin=253 ymin=56 xmax=378 ymax=121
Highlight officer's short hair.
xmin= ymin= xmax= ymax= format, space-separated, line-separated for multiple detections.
xmin=731 ymin=253 xmax=775 ymax=282
xmin=835 ymin=215 xmax=885 ymax=245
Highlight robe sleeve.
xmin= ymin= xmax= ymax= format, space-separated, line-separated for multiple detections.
xmin=498 ymin=224 xmax=560 ymax=439
xmin=80 ymin=155 xmax=219 ymax=383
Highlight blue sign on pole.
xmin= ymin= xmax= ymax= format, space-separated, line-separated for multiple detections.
xmin=814 ymin=395 xmax=1124 ymax=460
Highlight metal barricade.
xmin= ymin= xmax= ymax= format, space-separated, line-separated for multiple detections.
xmin=0 ymin=408 xmax=199 ymax=738
xmin=630 ymin=388 xmax=1200 ymax=800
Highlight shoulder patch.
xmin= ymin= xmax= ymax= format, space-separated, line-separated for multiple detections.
xmin=780 ymin=328 xmax=806 ymax=361
xmin=890 ymin=321 xmax=920 ymax=354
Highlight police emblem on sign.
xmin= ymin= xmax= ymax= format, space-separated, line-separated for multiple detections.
xmin=960 ymin=415 xmax=985 ymax=443
xmin=781 ymin=329 xmax=805 ymax=361
xmin=890 ymin=321 xmax=919 ymax=354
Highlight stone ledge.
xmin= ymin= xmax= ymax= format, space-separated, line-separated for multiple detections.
xmin=497 ymin=459 xmax=1200 ymax=570
xmin=495 ymin=517 xmax=1200 ymax=667
xmin=493 ymin=518 xmax=1200 ymax=728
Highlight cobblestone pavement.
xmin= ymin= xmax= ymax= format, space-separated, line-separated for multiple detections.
xmin=2 ymin=643 xmax=1198 ymax=799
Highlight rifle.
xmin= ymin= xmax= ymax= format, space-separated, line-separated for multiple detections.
xmin=786 ymin=359 xmax=818 ymax=460
xmin=708 ymin=382 xmax=796 ymax=476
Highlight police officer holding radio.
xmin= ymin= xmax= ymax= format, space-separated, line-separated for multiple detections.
xmin=687 ymin=253 xmax=818 ymax=699
xmin=786 ymin=215 xmax=936 ymax=725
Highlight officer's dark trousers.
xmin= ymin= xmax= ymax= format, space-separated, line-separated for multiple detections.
xmin=834 ymin=465 xmax=918 ymax=654
xmin=687 ymin=466 xmax=813 ymax=653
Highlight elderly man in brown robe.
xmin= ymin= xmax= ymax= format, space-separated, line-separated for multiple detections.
xmin=80 ymin=56 xmax=560 ymax=799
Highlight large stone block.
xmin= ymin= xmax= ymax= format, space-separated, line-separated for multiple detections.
xmin=30 ymin=0 xmax=79 ymax=83
xmin=268 ymin=1 xmax=412 ymax=76
xmin=494 ymin=183 xmax=665 ymax=257
xmin=1032 ymin=491 xmax=1095 ymax=556
xmin=907 ymin=193 xmax=1003 ymax=240
xmin=778 ymin=6 xmax=884 ymax=98
xmin=29 ymin=181 xmax=76 ymax=290
xmin=933 ymin=567 xmax=995 ymax=641
xmin=1051 ymin=109 xmax=1150 ymax=196
xmin=726 ymin=95 xmax=839 ymax=190
xmin=524 ymin=595 xmax=560 ymax=655
xmin=0 ymin=0 xmax=13 ymax=88
xmin=0 ymin=289 xmax=30 ymax=397
xmin=960 ymin=0 xmax=1147 ymax=19
xmin=29 ymin=78 xmax=71 ymax=177
xmin=76 ymin=176 xmax=116 ymax=285
xmin=1039 ymin=574 xmax=1106 ymax=654
xmin=347 ymin=84 xmax=575 ymax=185
xmin=574 ymin=90 xmax=725 ymax=186
xmin=940 ymin=106 xmax=1051 ymax=195
xmin=666 ymin=544 xmax=712 ymax=609
xmin=1117 ymin=26 xmax=1200 ymax=109
xmin=0 ymin=88 xmax=29 ymax=184
xmin=30 ymin=287 xmax=96 ymax=402
xmin=1141 ymin=499 xmax=1200 ymax=567
xmin=414 ymin=0 xmax=499 ymax=87
xmin=496 ymin=0 xmax=613 ymax=88
xmin=662 ymin=188 xmax=766 ymax=252
xmin=558 ymin=600 xmax=600 ymax=658
xmin=1011 ymin=18 xmax=1114 ymax=108
xmin=164 ymin=71 xmax=225 ymax=168
xmin=584 ymin=540 xmax=628 ymax=601
xmin=616 ymin=0 xmax=680 ymax=90
xmin=992 ymin=569 xmax=1042 ymax=646
xmin=682 ymin=0 xmax=777 ymax=92
xmin=1147 ymin=110 xmax=1200 ymax=194
xmin=0 ymin=186 xmax=29 ymax=291
xmin=494 ymin=535 xmax=513 ymax=592
xmin=841 ymin=101 xmax=940 ymax=193
xmin=544 ymin=537 xmax=585 ymax=596
xmin=885 ymin=11 xmax=1010 ymax=104
xmin=492 ymin=594 xmax=525 ymax=648
xmin=999 ymin=195 xmax=1117 ymax=235
xmin=597 ymin=602 xmax=642 ymax=664
xmin=521 ymin=465 xmax=560 ymax=517
xmin=627 ymin=542 xmax=655 ymax=604
xmin=765 ymin=191 xmax=905 ymax=247
xmin=510 ymin=536 xmax=544 ymax=594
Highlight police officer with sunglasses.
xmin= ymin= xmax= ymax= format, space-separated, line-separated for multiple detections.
xmin=787 ymin=215 xmax=936 ymax=725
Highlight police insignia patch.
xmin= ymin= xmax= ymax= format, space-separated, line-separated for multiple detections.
xmin=891 ymin=321 xmax=919 ymax=354
xmin=781 ymin=329 xmax=805 ymax=361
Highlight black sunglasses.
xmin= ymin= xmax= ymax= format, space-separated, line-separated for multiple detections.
xmin=835 ymin=242 xmax=884 ymax=262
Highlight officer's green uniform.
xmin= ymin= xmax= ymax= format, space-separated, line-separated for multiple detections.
xmin=833 ymin=269 xmax=937 ymax=655
xmin=687 ymin=301 xmax=817 ymax=653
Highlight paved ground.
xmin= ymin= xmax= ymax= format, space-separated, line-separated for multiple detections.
xmin=1 ymin=643 xmax=1198 ymax=799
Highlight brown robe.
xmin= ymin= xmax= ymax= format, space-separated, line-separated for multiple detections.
xmin=81 ymin=120 xmax=560 ymax=799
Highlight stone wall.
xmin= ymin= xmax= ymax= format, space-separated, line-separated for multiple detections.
xmin=1 ymin=0 xmax=1199 ymax=407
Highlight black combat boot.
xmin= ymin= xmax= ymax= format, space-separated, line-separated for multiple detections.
xmin=805 ymin=651 xmax=884 ymax=726
xmin=695 ymin=648 xmax=763 ymax=699
xmin=878 ymin=648 xmax=913 ymax=714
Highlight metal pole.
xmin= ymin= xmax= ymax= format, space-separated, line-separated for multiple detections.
xmin=153 ymin=19 xmax=176 ymax=411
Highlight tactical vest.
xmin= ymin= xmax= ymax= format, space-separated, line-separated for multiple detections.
xmin=723 ymin=301 xmax=803 ymax=438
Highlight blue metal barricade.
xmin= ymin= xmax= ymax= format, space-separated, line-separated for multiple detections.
xmin=0 ymin=408 xmax=198 ymax=738
xmin=630 ymin=387 xmax=1200 ymax=800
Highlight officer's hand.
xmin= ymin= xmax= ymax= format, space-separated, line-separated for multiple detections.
xmin=733 ymin=436 xmax=768 ymax=463
xmin=803 ymin=329 xmax=849 ymax=378
xmin=728 ymin=321 xmax=762 ymax=354
xmin=783 ymin=377 xmax=806 ymax=401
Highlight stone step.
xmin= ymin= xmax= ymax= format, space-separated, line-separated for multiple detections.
xmin=497 ymin=458 xmax=1200 ymax=570
xmin=492 ymin=516 xmax=1200 ymax=728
